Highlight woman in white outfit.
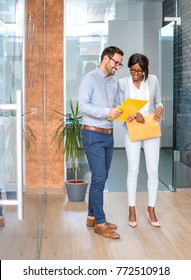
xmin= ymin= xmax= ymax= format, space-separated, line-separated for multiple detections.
xmin=118 ymin=53 xmax=164 ymax=228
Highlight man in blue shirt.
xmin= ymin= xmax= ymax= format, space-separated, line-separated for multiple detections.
xmin=78 ymin=46 xmax=124 ymax=239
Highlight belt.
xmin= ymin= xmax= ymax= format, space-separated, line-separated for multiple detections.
xmin=82 ymin=125 xmax=113 ymax=134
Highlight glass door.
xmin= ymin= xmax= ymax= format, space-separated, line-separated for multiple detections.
xmin=158 ymin=22 xmax=174 ymax=191
xmin=65 ymin=0 xmax=165 ymax=193
xmin=0 ymin=91 xmax=23 ymax=219
xmin=0 ymin=0 xmax=43 ymax=260
xmin=0 ymin=0 xmax=26 ymax=219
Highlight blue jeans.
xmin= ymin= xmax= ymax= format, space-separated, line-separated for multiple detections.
xmin=81 ymin=129 xmax=114 ymax=224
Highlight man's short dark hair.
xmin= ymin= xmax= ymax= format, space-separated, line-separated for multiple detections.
xmin=101 ymin=46 xmax=124 ymax=61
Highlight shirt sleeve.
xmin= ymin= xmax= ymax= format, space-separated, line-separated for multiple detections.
xmin=153 ymin=75 xmax=163 ymax=109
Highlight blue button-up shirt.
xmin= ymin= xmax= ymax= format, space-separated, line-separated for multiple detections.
xmin=78 ymin=67 xmax=120 ymax=129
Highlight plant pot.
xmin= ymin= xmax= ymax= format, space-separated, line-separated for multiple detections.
xmin=65 ymin=180 xmax=88 ymax=202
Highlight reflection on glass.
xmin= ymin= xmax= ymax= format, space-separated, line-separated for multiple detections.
xmin=0 ymin=1 xmax=24 ymax=105
xmin=0 ymin=1 xmax=24 ymax=200
xmin=159 ymin=22 xmax=174 ymax=191
xmin=65 ymin=1 xmax=114 ymax=107
xmin=65 ymin=0 xmax=114 ymax=187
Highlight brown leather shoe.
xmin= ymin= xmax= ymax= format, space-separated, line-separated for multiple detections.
xmin=86 ymin=217 xmax=96 ymax=227
xmin=0 ymin=216 xmax=5 ymax=227
xmin=94 ymin=223 xmax=120 ymax=239
xmin=86 ymin=217 xmax=117 ymax=229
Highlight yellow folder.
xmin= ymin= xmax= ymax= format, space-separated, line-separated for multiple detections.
xmin=126 ymin=114 xmax=161 ymax=142
xmin=109 ymin=98 xmax=147 ymax=122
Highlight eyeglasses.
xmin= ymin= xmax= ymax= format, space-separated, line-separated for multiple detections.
xmin=108 ymin=56 xmax=123 ymax=68
xmin=130 ymin=69 xmax=143 ymax=74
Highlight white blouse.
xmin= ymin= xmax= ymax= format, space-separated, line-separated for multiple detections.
xmin=127 ymin=76 xmax=149 ymax=115
xmin=118 ymin=74 xmax=163 ymax=116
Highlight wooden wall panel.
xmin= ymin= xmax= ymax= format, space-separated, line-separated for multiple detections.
xmin=46 ymin=0 xmax=64 ymax=188
xmin=25 ymin=0 xmax=64 ymax=189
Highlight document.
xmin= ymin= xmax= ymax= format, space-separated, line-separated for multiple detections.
xmin=126 ymin=114 xmax=161 ymax=142
xmin=109 ymin=98 xmax=147 ymax=122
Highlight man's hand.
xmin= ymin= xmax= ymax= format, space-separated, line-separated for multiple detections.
xmin=109 ymin=108 xmax=123 ymax=119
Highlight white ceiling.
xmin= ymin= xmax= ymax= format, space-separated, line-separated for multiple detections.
xmin=0 ymin=0 xmax=164 ymax=25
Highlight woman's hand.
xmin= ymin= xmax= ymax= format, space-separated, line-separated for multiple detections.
xmin=127 ymin=112 xmax=145 ymax=123
xmin=154 ymin=106 xmax=164 ymax=121
xmin=135 ymin=112 xmax=145 ymax=123
xmin=127 ymin=114 xmax=136 ymax=122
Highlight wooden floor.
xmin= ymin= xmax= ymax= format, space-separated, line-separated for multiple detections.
xmin=1 ymin=189 xmax=191 ymax=260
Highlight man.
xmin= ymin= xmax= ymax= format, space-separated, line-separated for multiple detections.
xmin=78 ymin=46 xmax=124 ymax=239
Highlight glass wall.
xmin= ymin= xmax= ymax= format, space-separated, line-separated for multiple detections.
xmin=65 ymin=0 xmax=112 ymax=185
xmin=173 ymin=1 xmax=191 ymax=190
xmin=65 ymin=0 xmax=167 ymax=191
xmin=0 ymin=1 xmax=24 ymax=104
xmin=0 ymin=0 xmax=41 ymax=259
xmin=0 ymin=0 xmax=24 ymax=204
xmin=158 ymin=22 xmax=174 ymax=190
xmin=65 ymin=0 xmax=163 ymax=104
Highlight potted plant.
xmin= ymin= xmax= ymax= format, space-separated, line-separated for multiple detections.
xmin=51 ymin=100 xmax=88 ymax=202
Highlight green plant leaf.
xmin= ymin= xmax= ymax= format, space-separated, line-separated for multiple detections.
xmin=51 ymin=100 xmax=85 ymax=180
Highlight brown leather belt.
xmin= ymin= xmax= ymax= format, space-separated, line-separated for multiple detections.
xmin=82 ymin=125 xmax=113 ymax=134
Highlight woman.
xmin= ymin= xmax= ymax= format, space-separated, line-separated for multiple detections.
xmin=118 ymin=53 xmax=164 ymax=228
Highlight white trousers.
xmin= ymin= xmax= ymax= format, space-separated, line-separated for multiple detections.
xmin=124 ymin=131 xmax=160 ymax=207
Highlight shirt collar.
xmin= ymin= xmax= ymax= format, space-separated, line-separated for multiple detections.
xmin=96 ymin=67 xmax=113 ymax=81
